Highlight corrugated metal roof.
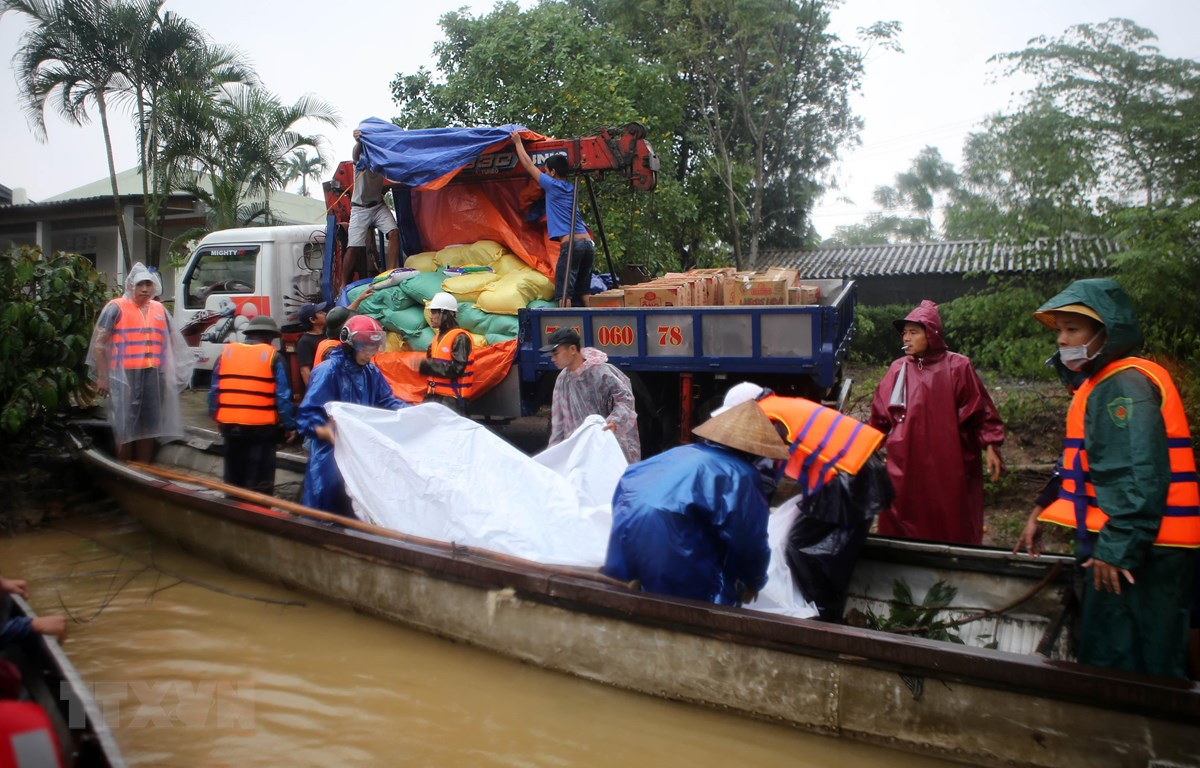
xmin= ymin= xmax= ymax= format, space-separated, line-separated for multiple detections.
xmin=759 ymin=238 xmax=1120 ymax=279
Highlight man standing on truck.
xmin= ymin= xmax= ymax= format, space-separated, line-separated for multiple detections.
xmin=511 ymin=131 xmax=594 ymax=307
xmin=345 ymin=127 xmax=400 ymax=285
xmin=541 ymin=328 xmax=640 ymax=464
xmin=209 ymin=316 xmax=296 ymax=494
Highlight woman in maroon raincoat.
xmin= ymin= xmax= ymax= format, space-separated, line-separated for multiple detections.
xmin=869 ymin=300 xmax=1005 ymax=544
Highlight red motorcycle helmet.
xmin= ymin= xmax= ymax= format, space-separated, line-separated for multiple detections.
xmin=339 ymin=314 xmax=385 ymax=350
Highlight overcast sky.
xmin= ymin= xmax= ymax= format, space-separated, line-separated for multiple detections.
xmin=2 ymin=0 xmax=1197 ymax=238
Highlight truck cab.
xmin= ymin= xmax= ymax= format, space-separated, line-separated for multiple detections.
xmin=174 ymin=224 xmax=326 ymax=380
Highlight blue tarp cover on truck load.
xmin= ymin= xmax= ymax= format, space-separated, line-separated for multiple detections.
xmin=356 ymin=117 xmax=527 ymax=190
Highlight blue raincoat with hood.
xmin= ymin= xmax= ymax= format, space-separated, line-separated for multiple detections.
xmin=603 ymin=443 xmax=772 ymax=605
xmin=297 ymin=346 xmax=407 ymax=514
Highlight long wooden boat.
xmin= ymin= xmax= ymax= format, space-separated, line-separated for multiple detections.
xmin=72 ymin=427 xmax=1199 ymax=768
xmin=2 ymin=595 xmax=126 ymax=768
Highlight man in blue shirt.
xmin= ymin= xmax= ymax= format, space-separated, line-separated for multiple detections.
xmin=512 ymin=131 xmax=595 ymax=307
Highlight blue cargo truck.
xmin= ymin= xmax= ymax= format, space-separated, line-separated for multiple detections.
xmin=466 ymin=278 xmax=858 ymax=455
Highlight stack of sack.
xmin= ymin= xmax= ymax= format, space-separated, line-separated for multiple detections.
xmin=346 ymin=240 xmax=556 ymax=352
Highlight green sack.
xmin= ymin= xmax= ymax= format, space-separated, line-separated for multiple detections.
xmin=399 ymin=271 xmax=447 ymax=304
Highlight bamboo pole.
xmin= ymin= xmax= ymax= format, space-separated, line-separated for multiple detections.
xmin=129 ymin=462 xmax=632 ymax=590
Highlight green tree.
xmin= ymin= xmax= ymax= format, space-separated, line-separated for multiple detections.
xmin=118 ymin=1 xmax=256 ymax=266
xmin=0 ymin=246 xmax=110 ymax=436
xmin=167 ymin=86 xmax=339 ymax=234
xmin=831 ymin=145 xmax=958 ymax=244
xmin=993 ymin=18 xmax=1200 ymax=209
xmin=390 ymin=0 xmax=887 ymax=272
xmin=283 ymin=148 xmax=328 ymax=198
xmin=3 ymin=0 xmax=135 ymax=259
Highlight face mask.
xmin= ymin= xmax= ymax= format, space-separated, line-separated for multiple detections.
xmin=1059 ymin=333 xmax=1101 ymax=371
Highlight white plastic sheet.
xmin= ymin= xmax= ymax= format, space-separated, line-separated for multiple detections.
xmin=328 ymin=401 xmax=817 ymax=617
xmin=328 ymin=402 xmax=624 ymax=566
xmin=750 ymin=496 xmax=820 ymax=619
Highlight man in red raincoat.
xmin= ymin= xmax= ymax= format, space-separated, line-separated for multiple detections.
xmin=869 ymin=300 xmax=1005 ymax=544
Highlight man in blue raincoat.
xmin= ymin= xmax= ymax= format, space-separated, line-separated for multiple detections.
xmin=603 ymin=401 xmax=790 ymax=605
xmin=298 ymin=315 xmax=408 ymax=515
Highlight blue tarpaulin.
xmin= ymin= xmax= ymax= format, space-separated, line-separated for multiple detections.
xmin=355 ymin=117 xmax=528 ymax=190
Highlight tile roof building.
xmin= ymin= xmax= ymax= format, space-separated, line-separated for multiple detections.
xmin=758 ymin=239 xmax=1120 ymax=305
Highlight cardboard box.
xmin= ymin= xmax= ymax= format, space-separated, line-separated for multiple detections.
xmin=765 ymin=266 xmax=802 ymax=288
xmin=724 ymin=276 xmax=788 ymax=306
xmin=624 ymin=282 xmax=690 ymax=307
xmin=585 ymin=289 xmax=625 ymax=308
xmin=788 ymin=284 xmax=821 ymax=305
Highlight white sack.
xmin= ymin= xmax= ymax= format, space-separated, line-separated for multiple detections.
xmin=750 ymin=497 xmax=820 ymax=619
xmin=328 ymin=403 xmax=624 ymax=566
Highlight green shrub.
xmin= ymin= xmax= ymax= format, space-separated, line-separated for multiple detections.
xmin=0 ymin=246 xmax=110 ymax=436
xmin=850 ymin=303 xmax=910 ymax=365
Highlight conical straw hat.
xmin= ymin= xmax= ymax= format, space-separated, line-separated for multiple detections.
xmin=692 ymin=400 xmax=789 ymax=460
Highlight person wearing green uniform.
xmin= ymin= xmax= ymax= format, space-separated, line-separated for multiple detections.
xmin=1026 ymin=279 xmax=1198 ymax=679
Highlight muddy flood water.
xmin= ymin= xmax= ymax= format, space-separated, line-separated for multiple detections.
xmin=0 ymin=506 xmax=962 ymax=767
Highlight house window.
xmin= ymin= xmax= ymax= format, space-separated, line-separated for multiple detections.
xmin=182 ymin=245 xmax=260 ymax=309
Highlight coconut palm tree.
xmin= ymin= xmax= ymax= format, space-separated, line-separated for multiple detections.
xmin=283 ymin=148 xmax=328 ymax=198
xmin=114 ymin=0 xmax=256 ymax=266
xmin=168 ymin=85 xmax=339 ymax=233
xmin=3 ymin=0 xmax=134 ymax=260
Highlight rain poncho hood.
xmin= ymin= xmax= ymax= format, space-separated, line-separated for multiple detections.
xmin=1036 ymin=278 xmax=1143 ymax=382
xmin=894 ymin=299 xmax=948 ymax=358
xmin=124 ymin=261 xmax=163 ymax=298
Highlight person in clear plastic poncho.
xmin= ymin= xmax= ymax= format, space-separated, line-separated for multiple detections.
xmin=87 ymin=263 xmax=193 ymax=462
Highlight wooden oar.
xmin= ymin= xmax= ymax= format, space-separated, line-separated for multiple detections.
xmin=128 ymin=462 xmax=632 ymax=590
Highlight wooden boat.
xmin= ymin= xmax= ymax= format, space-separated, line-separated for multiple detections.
xmin=72 ymin=426 xmax=1199 ymax=768
xmin=2 ymin=595 xmax=126 ymax=768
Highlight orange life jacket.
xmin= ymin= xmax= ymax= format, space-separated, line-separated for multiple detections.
xmin=758 ymin=394 xmax=885 ymax=494
xmin=315 ymin=338 xmax=339 ymax=366
xmin=215 ymin=343 xmax=278 ymax=426
xmin=0 ymin=701 xmax=64 ymax=768
xmin=1038 ymin=357 xmax=1200 ymax=548
xmin=110 ymin=297 xmax=168 ymax=369
xmin=426 ymin=327 xmax=474 ymax=401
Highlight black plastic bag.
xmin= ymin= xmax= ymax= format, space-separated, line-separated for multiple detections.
xmin=784 ymin=455 xmax=894 ymax=621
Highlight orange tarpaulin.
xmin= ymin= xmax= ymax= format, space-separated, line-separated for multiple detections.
xmin=373 ymin=340 xmax=518 ymax=404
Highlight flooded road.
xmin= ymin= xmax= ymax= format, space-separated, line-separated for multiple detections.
xmin=1 ymin=510 xmax=959 ymax=767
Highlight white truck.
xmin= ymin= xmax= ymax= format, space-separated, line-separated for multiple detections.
xmin=174 ymin=224 xmax=327 ymax=379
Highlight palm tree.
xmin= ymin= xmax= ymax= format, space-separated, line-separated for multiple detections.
xmin=167 ymin=85 xmax=339 ymax=232
xmin=3 ymin=0 xmax=134 ymax=260
xmin=114 ymin=0 xmax=256 ymax=266
xmin=283 ymin=148 xmax=328 ymax=198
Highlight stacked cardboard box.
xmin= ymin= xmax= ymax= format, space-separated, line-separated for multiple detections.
xmin=584 ymin=266 xmax=820 ymax=307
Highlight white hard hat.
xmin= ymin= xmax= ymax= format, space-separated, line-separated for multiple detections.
xmin=711 ymin=381 xmax=765 ymax=417
xmin=430 ymin=292 xmax=458 ymax=313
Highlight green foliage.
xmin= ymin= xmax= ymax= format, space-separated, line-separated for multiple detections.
xmin=0 ymin=246 xmax=110 ymax=437
xmin=848 ymin=303 xmax=908 ymax=365
xmin=863 ymin=579 xmax=964 ymax=644
xmin=389 ymin=0 xmax=885 ymax=270
xmin=939 ymin=278 xmax=1062 ymax=380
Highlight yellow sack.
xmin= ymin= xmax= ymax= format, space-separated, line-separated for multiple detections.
xmin=436 ymin=240 xmax=507 ymax=268
xmin=404 ymin=252 xmax=439 ymax=272
xmin=385 ymin=331 xmax=407 ymax=353
xmin=441 ymin=271 xmax=501 ymax=302
xmin=491 ymin=251 xmax=531 ymax=276
xmin=470 ymin=333 xmax=488 ymax=348
xmin=476 ymin=268 xmax=555 ymax=315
